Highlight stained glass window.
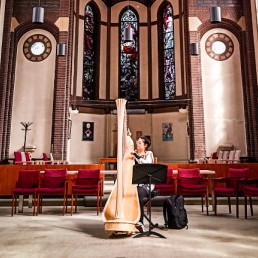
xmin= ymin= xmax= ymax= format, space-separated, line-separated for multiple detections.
xmin=119 ymin=9 xmax=138 ymax=101
xmin=83 ymin=5 xmax=95 ymax=100
xmin=163 ymin=3 xmax=175 ymax=99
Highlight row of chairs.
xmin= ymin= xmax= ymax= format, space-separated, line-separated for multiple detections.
xmin=14 ymin=151 xmax=31 ymax=165
xmin=208 ymin=150 xmax=241 ymax=163
xmin=154 ymin=168 xmax=209 ymax=215
xmin=154 ymin=167 xmax=258 ymax=219
xmin=12 ymin=167 xmax=258 ymax=219
xmin=11 ymin=169 xmax=103 ymax=216
xmin=213 ymin=167 xmax=258 ymax=219
xmin=14 ymin=151 xmax=67 ymax=165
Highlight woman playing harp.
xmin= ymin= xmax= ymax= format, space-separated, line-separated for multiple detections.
xmin=102 ymin=99 xmax=140 ymax=235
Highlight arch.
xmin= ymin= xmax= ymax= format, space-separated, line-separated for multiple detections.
xmin=157 ymin=1 xmax=175 ymax=100
xmin=199 ymin=18 xmax=243 ymax=41
xmin=10 ymin=22 xmax=65 ymax=159
xmin=119 ymin=6 xmax=139 ymax=101
xmin=82 ymin=1 xmax=101 ymax=100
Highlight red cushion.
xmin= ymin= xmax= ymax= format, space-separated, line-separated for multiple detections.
xmin=244 ymin=186 xmax=258 ymax=197
xmin=214 ymin=187 xmax=236 ymax=196
xmin=39 ymin=187 xmax=65 ymax=194
xmin=13 ymin=188 xmax=38 ymax=194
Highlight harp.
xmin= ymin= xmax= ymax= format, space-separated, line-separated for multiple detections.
xmin=102 ymin=99 xmax=140 ymax=234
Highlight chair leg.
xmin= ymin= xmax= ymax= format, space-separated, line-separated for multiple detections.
xmin=100 ymin=194 xmax=102 ymax=214
xmin=205 ymin=194 xmax=209 ymax=215
xmin=14 ymin=195 xmax=17 ymax=215
xmin=214 ymin=195 xmax=217 ymax=215
xmin=228 ymin=197 xmax=231 ymax=214
xmin=37 ymin=194 xmax=42 ymax=214
xmin=11 ymin=194 xmax=15 ymax=216
xmin=71 ymin=194 xmax=74 ymax=216
xmin=75 ymin=196 xmax=78 ymax=213
xmin=62 ymin=193 xmax=66 ymax=216
xmin=65 ymin=196 xmax=68 ymax=213
xmin=236 ymin=195 xmax=239 ymax=218
xmin=244 ymin=195 xmax=248 ymax=219
xmin=33 ymin=192 xmax=36 ymax=216
xmin=97 ymin=194 xmax=99 ymax=215
xmin=250 ymin=197 xmax=253 ymax=216
xmin=35 ymin=192 xmax=39 ymax=216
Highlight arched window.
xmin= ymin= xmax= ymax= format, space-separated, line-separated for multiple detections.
xmin=83 ymin=4 xmax=95 ymax=100
xmin=119 ymin=8 xmax=138 ymax=101
xmin=162 ymin=3 xmax=175 ymax=99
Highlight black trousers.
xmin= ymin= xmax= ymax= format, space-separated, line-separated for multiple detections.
xmin=137 ymin=185 xmax=149 ymax=224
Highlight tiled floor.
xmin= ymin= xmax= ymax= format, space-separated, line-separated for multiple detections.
xmin=0 ymin=203 xmax=257 ymax=258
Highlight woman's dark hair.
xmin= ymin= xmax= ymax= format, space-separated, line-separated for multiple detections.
xmin=140 ymin=135 xmax=151 ymax=149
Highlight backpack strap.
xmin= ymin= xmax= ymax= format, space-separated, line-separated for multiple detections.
xmin=163 ymin=198 xmax=169 ymax=228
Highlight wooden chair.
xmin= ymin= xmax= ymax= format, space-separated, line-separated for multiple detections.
xmin=244 ymin=178 xmax=258 ymax=219
xmin=177 ymin=168 xmax=209 ymax=215
xmin=213 ymin=168 xmax=248 ymax=218
xmin=71 ymin=169 xmax=103 ymax=215
xmin=12 ymin=170 xmax=40 ymax=216
xmin=154 ymin=168 xmax=175 ymax=196
xmin=38 ymin=168 xmax=68 ymax=215
xmin=43 ymin=153 xmax=52 ymax=164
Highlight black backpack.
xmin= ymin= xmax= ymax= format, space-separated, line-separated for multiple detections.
xmin=163 ymin=195 xmax=188 ymax=229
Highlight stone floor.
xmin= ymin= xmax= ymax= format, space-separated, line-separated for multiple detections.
xmin=0 ymin=201 xmax=257 ymax=258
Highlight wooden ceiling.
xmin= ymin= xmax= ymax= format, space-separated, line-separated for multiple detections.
xmin=101 ymin=0 xmax=156 ymax=7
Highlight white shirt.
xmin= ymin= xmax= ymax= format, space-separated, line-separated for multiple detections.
xmin=134 ymin=150 xmax=155 ymax=192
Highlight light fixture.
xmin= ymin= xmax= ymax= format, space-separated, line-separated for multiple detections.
xmin=32 ymin=0 xmax=44 ymax=24
xmin=112 ymin=109 xmax=145 ymax=115
xmin=179 ymin=108 xmax=187 ymax=114
xmin=123 ymin=0 xmax=133 ymax=42
xmin=124 ymin=27 xmax=133 ymax=42
xmin=190 ymin=43 xmax=199 ymax=56
xmin=210 ymin=6 xmax=221 ymax=24
xmin=56 ymin=43 xmax=66 ymax=56
xmin=179 ymin=106 xmax=188 ymax=114
xmin=69 ymin=106 xmax=79 ymax=115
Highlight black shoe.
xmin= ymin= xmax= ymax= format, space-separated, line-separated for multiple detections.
xmin=136 ymin=222 xmax=145 ymax=233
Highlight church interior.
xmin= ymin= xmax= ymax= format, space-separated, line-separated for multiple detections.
xmin=0 ymin=1 xmax=258 ymax=257
xmin=0 ymin=0 xmax=257 ymax=164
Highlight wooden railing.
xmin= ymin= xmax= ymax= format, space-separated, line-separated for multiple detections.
xmin=1 ymin=162 xmax=258 ymax=196
xmin=0 ymin=164 xmax=104 ymax=196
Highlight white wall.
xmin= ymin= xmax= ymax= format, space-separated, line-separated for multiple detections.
xmin=0 ymin=0 xmax=6 ymax=65
xmin=68 ymin=113 xmax=106 ymax=163
xmin=68 ymin=110 xmax=189 ymax=164
xmin=201 ymin=29 xmax=247 ymax=156
xmin=9 ymin=30 xmax=56 ymax=159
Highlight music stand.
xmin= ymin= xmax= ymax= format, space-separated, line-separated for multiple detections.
xmin=132 ymin=164 xmax=167 ymax=239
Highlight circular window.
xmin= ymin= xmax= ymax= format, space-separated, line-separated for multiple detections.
xmin=211 ymin=41 xmax=226 ymax=54
xmin=205 ymin=33 xmax=234 ymax=61
xmin=31 ymin=42 xmax=45 ymax=55
xmin=23 ymin=34 xmax=52 ymax=62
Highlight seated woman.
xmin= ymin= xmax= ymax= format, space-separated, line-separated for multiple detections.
xmin=132 ymin=135 xmax=154 ymax=232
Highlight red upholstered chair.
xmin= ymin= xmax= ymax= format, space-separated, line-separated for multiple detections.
xmin=43 ymin=153 xmax=49 ymax=163
xmin=244 ymin=178 xmax=258 ymax=219
xmin=25 ymin=152 xmax=32 ymax=165
xmin=211 ymin=152 xmax=217 ymax=159
xmin=11 ymin=170 xmax=40 ymax=216
xmin=43 ymin=153 xmax=52 ymax=164
xmin=14 ymin=151 xmax=22 ymax=165
xmin=38 ymin=168 xmax=68 ymax=215
xmin=154 ymin=168 xmax=175 ymax=196
xmin=177 ymin=168 xmax=209 ymax=215
xmin=213 ymin=168 xmax=248 ymax=218
xmin=71 ymin=169 xmax=103 ymax=215
xmin=14 ymin=151 xmax=31 ymax=165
